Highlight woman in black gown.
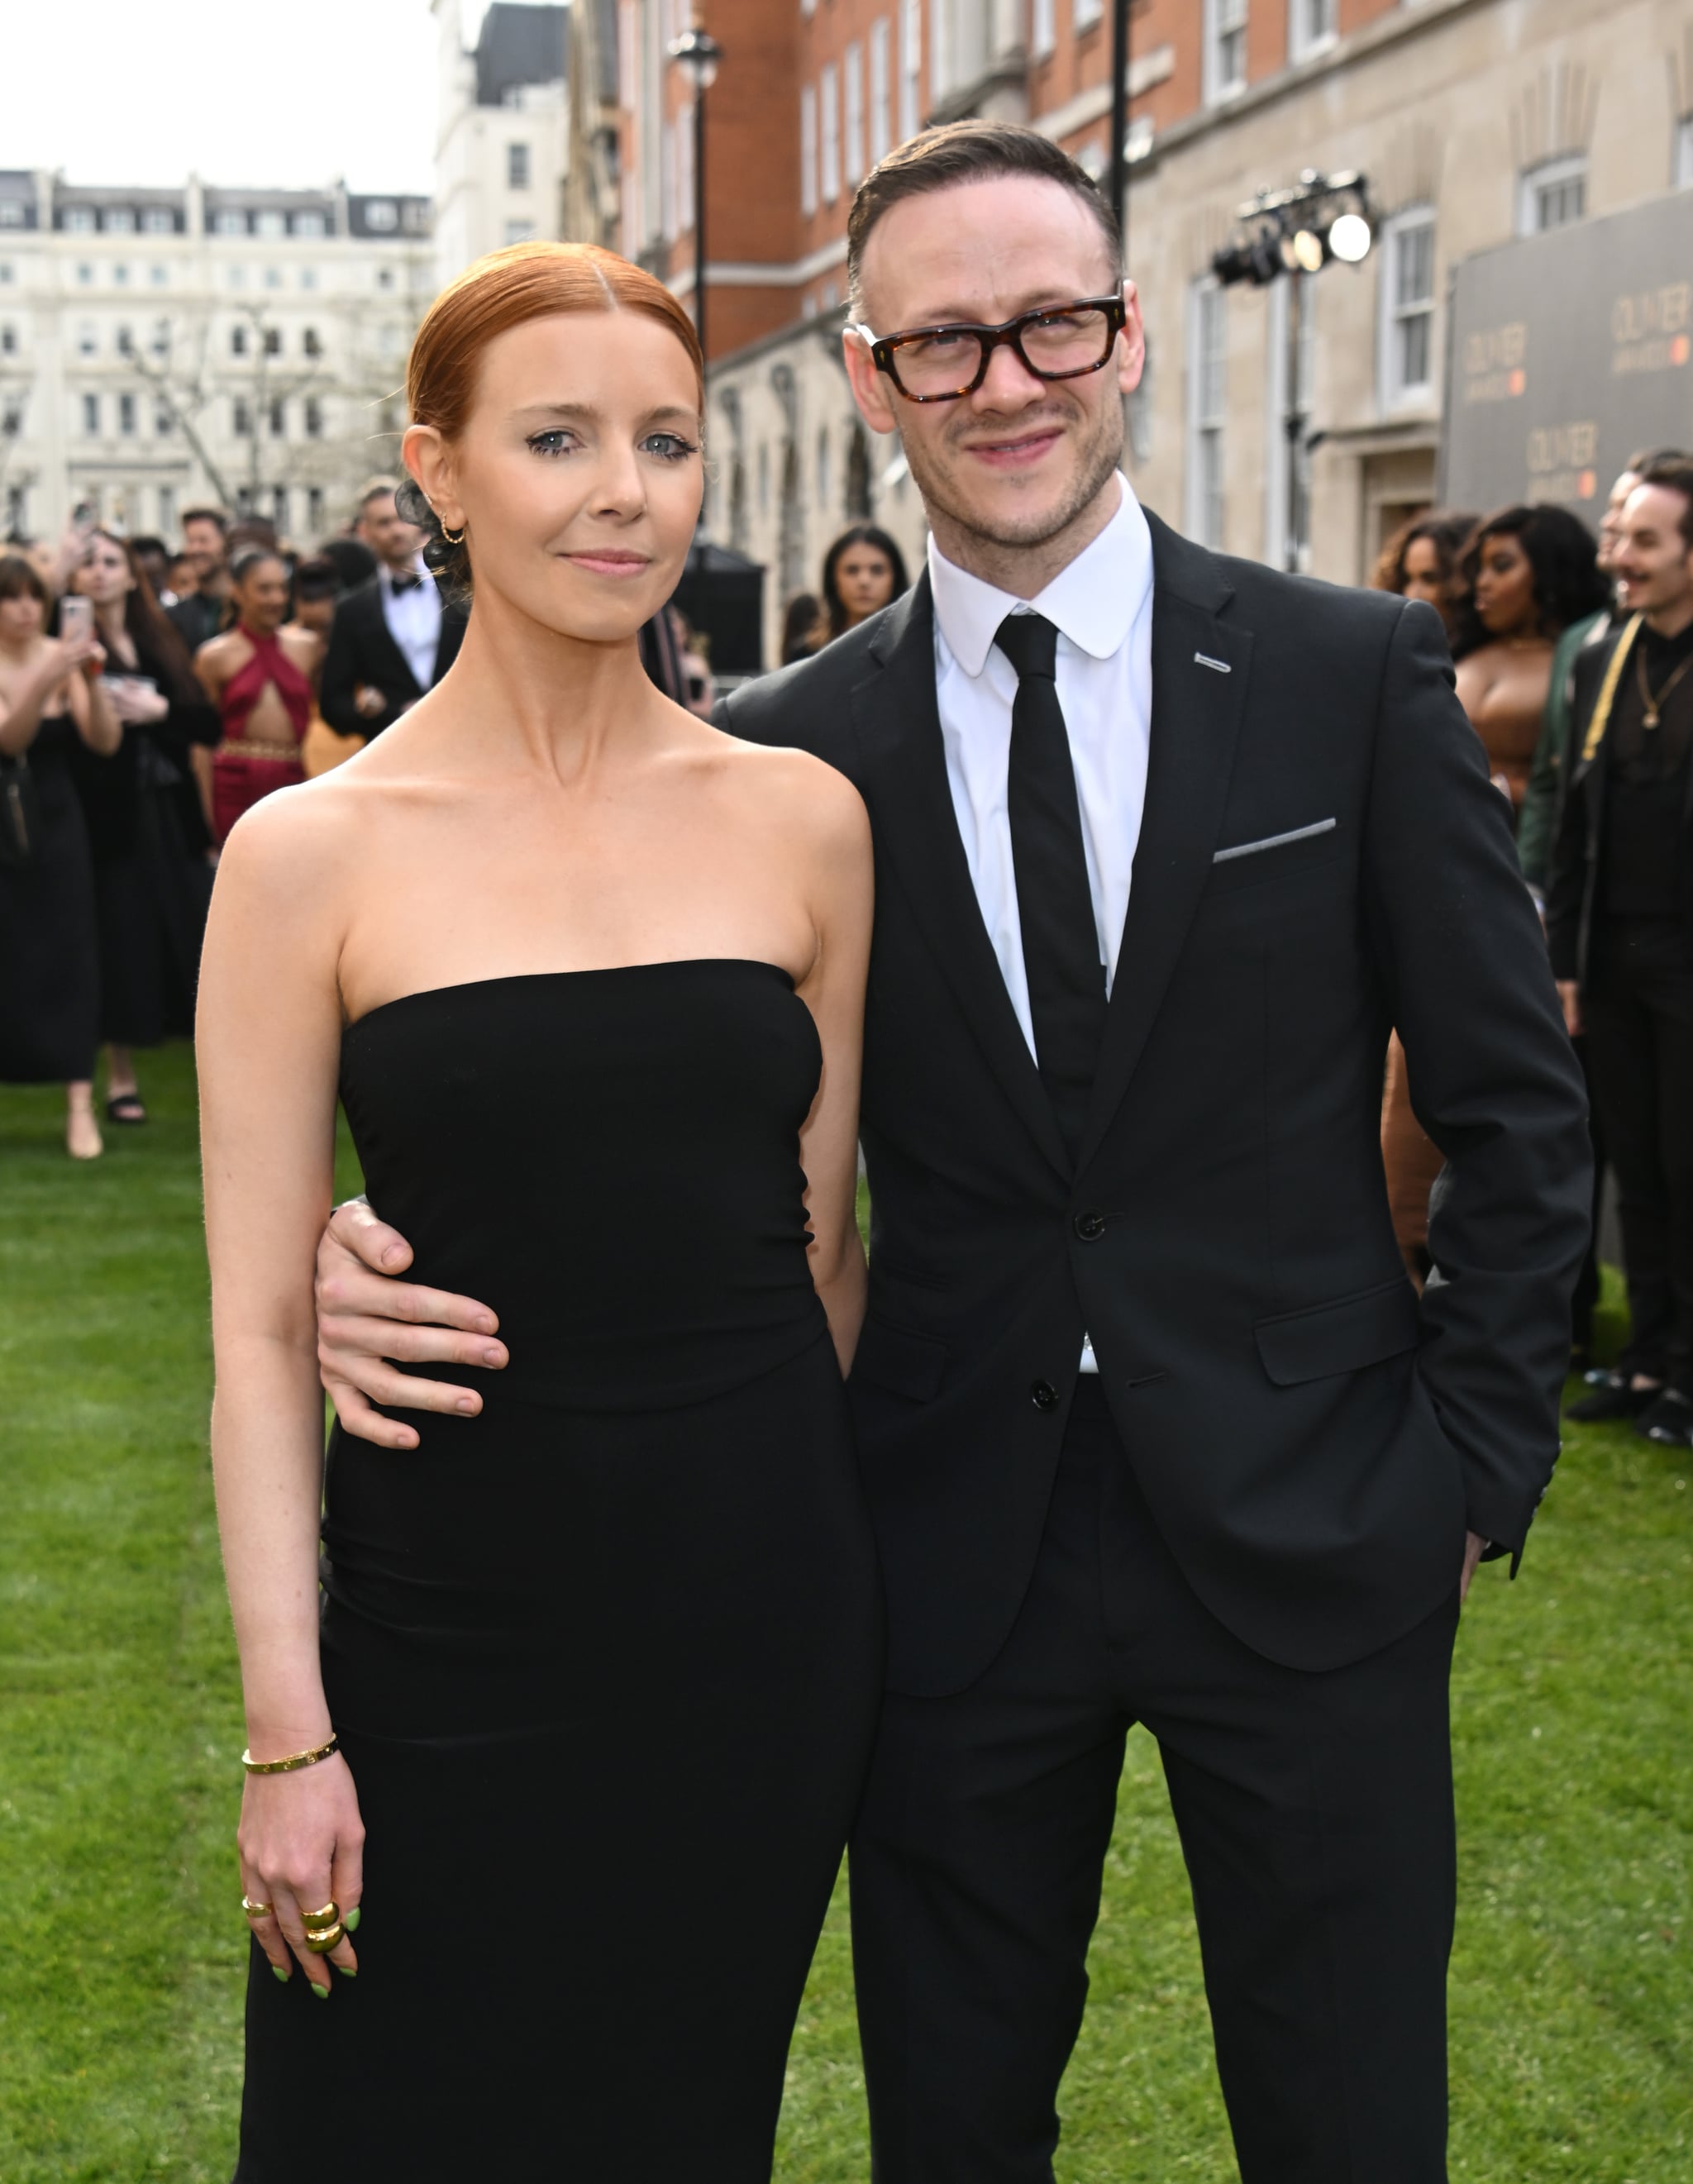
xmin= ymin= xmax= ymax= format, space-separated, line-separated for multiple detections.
xmin=71 ymin=530 xmax=218 ymax=1123
xmin=0 ymin=555 xmax=121 ymax=1157
xmin=197 ymin=241 xmax=882 ymax=2182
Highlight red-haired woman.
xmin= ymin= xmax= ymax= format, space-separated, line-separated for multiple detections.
xmin=197 ymin=244 xmax=880 ymax=2177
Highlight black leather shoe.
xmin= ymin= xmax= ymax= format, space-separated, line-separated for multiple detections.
xmin=1637 ymin=1390 xmax=1693 ymax=1450
xmin=1567 ymin=1373 xmax=1660 ymax=1422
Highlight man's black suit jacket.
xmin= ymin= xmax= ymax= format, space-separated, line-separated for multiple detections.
xmin=1545 ymin=622 xmax=1693 ymax=985
xmin=719 ymin=510 xmax=1590 ymax=1699
xmin=320 ymin=577 xmax=467 ymax=738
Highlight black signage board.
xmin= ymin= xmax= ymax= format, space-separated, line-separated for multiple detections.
xmin=1440 ymin=192 xmax=1693 ymax=525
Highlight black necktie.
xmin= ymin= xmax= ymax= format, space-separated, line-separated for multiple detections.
xmin=995 ymin=611 xmax=1106 ymax=1158
xmin=389 ymin=573 xmax=423 ymax=594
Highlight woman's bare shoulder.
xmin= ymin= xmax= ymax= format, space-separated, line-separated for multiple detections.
xmin=713 ymin=730 xmax=867 ymax=844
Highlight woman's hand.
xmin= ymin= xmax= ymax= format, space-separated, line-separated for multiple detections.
xmin=237 ymin=1752 xmax=365 ymax=1993
xmin=104 ymin=676 xmax=170 ymax=725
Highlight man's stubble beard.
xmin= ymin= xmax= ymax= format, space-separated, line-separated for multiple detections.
xmin=897 ymin=391 xmax=1126 ymax=559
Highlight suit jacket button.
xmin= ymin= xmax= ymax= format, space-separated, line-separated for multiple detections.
xmin=1030 ymin=1380 xmax=1058 ymax=1411
xmin=1074 ymin=1209 xmax=1106 ymax=1241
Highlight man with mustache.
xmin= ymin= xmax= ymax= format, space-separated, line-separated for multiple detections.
xmin=312 ymin=124 xmax=1590 ymax=2181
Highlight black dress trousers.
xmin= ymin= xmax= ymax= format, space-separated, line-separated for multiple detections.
xmin=849 ymin=1380 xmax=1459 ymax=2184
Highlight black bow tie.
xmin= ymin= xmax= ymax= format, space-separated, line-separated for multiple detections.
xmin=389 ymin=572 xmax=424 ymax=594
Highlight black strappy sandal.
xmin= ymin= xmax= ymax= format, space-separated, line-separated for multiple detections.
xmin=106 ymin=1093 xmax=147 ymax=1126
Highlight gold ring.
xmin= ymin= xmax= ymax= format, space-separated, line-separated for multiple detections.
xmin=303 ymin=1924 xmax=346 ymax=1954
xmin=299 ymin=1900 xmax=341 ymax=1934
xmin=241 ymin=1896 xmax=274 ymax=1920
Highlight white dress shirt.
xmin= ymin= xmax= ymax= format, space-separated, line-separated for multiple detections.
xmin=928 ymin=474 xmax=1156 ymax=1371
xmin=381 ymin=556 xmax=443 ymax=694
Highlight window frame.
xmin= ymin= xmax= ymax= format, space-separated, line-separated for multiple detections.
xmin=1288 ymin=0 xmax=1337 ymax=65
xmin=800 ymin=83 xmax=819 ymax=218
xmin=1185 ymin=277 xmax=1228 ymax=549
xmin=870 ymin=18 xmax=892 ymax=167
xmin=1203 ymin=0 xmax=1249 ymax=107
xmin=1377 ymin=204 xmax=1436 ymax=413
xmin=821 ymin=62 xmax=841 ymax=205
xmin=1517 ymin=152 xmax=1586 ymax=236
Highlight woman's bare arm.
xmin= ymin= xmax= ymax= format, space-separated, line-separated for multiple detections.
xmin=792 ymin=763 xmax=874 ymax=1376
xmin=198 ymin=786 xmax=363 ymax=1989
xmin=0 ymin=636 xmax=97 ymax=756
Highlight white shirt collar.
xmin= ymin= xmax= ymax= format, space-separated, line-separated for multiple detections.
xmin=383 ymin=555 xmax=431 ymax=590
xmin=927 ymin=474 xmax=1152 ymax=678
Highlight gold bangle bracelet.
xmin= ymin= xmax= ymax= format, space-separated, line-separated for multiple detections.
xmin=241 ymin=1735 xmax=340 ymax=1776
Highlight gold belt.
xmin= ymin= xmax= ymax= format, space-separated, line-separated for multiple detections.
xmin=217 ymin=738 xmax=302 ymax=763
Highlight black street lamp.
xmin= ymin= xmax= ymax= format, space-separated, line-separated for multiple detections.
xmin=667 ymin=28 xmax=724 ymax=365
xmin=1211 ymin=170 xmax=1375 ymax=573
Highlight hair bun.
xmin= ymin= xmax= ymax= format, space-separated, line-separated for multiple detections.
xmin=394 ymin=475 xmax=470 ymax=597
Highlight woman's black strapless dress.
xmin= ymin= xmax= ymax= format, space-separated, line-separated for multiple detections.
xmin=235 ymin=961 xmax=882 ymax=2182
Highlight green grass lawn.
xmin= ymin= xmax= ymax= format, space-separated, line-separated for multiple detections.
xmin=2 ymin=1038 xmax=1689 ymax=2180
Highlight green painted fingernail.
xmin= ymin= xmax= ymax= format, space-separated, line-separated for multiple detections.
xmin=271 ymin=1966 xmax=289 ymax=1985
xmin=336 ymin=1961 xmax=357 ymax=1977
xmin=345 ymin=1906 xmax=361 ymax=1933
xmin=311 ymin=1982 xmax=329 ymax=2000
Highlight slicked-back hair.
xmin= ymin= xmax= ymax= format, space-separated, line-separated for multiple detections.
xmin=1635 ymin=455 xmax=1693 ymax=549
xmin=846 ymin=122 xmax=1121 ymax=317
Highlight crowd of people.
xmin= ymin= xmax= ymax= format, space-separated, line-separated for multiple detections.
xmin=1371 ymin=452 xmax=1693 ymax=1449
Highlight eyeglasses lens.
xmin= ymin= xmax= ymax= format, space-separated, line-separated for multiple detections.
xmin=893 ymin=308 xmax=1114 ymax=398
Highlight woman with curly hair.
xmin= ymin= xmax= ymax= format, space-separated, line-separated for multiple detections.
xmin=1452 ymin=503 xmax=1610 ymax=813
xmin=1371 ymin=511 xmax=1478 ymax=651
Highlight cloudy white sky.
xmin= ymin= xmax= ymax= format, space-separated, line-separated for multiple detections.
xmin=0 ymin=0 xmax=457 ymax=197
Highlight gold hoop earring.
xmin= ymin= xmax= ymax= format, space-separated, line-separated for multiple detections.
xmin=441 ymin=522 xmax=465 ymax=546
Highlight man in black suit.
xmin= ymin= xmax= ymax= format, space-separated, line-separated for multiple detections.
xmin=320 ymin=479 xmax=467 ymax=739
xmin=312 ymin=126 xmax=1589 ymax=2180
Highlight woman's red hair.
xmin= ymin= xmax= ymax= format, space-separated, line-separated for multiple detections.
xmin=407 ymin=241 xmax=703 ymax=440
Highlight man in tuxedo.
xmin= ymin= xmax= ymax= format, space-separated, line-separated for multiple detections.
xmin=319 ymin=479 xmax=466 ymax=739
xmin=310 ymin=125 xmax=1589 ymax=2180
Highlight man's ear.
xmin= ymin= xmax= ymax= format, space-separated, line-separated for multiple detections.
xmin=842 ymin=327 xmax=900 ymax=437
xmin=1115 ymin=280 xmax=1147 ymax=399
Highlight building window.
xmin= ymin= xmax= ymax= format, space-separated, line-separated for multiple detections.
xmin=157 ymin=485 xmax=175 ymax=535
xmin=272 ymin=485 xmax=289 ymax=528
xmin=64 ymin=207 xmax=96 ymax=232
xmin=1204 ymin=0 xmax=1248 ymax=105
xmin=679 ymin=103 xmax=696 ymax=232
xmin=308 ymin=487 xmax=325 ymax=537
xmin=1676 ymin=116 xmax=1693 ymax=187
xmin=0 ymin=324 xmax=12 ymax=355
xmin=0 ymin=263 xmax=12 ymax=282
xmin=1032 ymin=0 xmax=1056 ymax=59
xmin=118 ymin=392 xmax=136 ymax=436
xmin=300 ymin=266 xmax=317 ymax=290
xmin=817 ymin=426 xmax=832 ymax=511
xmin=263 ymin=267 xmax=283 ymax=290
xmin=116 ymin=324 xmax=135 ymax=356
xmin=303 ymin=326 xmax=322 ymax=358
xmin=155 ymin=402 xmax=174 ymax=436
xmin=105 ymin=207 xmax=135 ymax=233
xmin=0 ymin=200 xmax=24 ymax=228
xmin=1186 ymin=279 xmax=1226 ymax=548
xmin=263 ymin=327 xmax=282 ymax=355
xmin=364 ymin=200 xmax=398 ymax=231
xmin=214 ymin=209 xmax=246 ymax=236
xmin=1075 ymin=0 xmax=1103 ymax=26
xmin=1380 ymin=207 xmax=1435 ymax=409
xmin=151 ymin=317 xmax=170 ymax=355
xmin=269 ymin=398 xmax=287 ymax=437
xmin=508 ymin=141 xmax=531 ymax=191
xmin=112 ymin=262 xmax=130 ymax=285
xmin=233 ymin=397 xmax=252 ymax=437
xmin=83 ymin=392 xmax=100 ymax=436
xmin=150 ymin=264 xmax=169 ymax=287
xmin=800 ymin=85 xmax=818 ymax=218
xmin=293 ymin=210 xmax=326 ymax=237
xmin=304 ymin=396 xmax=323 ymax=439
xmin=821 ymin=64 xmax=841 ymax=203
xmin=76 ymin=263 xmax=93 ymax=284
xmin=504 ymin=218 xmax=537 ymax=246
xmin=231 ymin=324 xmax=248 ymax=357
xmin=255 ymin=210 xmax=286 ymax=239
xmin=1289 ymin=0 xmax=1336 ymax=62
xmin=1518 ymin=153 xmax=1586 ymax=236
xmin=899 ymin=0 xmax=922 ymax=143
xmin=142 ymin=207 xmax=174 ymax=234
xmin=377 ymin=265 xmax=395 ymax=289
xmin=77 ymin=322 xmax=97 ymax=357
xmin=870 ymin=19 xmax=892 ymax=166
xmin=844 ymin=44 xmax=866 ymax=188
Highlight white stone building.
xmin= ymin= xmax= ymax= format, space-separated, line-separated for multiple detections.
xmin=0 ymin=172 xmax=434 ymax=549
xmin=432 ymin=1 xmax=570 ymax=285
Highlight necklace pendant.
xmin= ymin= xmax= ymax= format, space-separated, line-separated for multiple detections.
xmin=1644 ymin=708 xmax=1659 ymax=732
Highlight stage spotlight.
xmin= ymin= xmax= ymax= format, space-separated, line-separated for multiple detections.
xmin=1290 ymin=228 xmax=1327 ymax=274
xmin=1328 ymin=212 xmax=1373 ymax=265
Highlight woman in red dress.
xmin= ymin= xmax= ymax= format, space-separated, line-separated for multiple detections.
xmin=193 ymin=551 xmax=323 ymax=846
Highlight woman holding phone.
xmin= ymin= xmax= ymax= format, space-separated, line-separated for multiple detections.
xmin=0 ymin=557 xmax=121 ymax=1156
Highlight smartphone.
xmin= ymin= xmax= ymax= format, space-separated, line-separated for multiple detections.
xmin=60 ymin=595 xmax=94 ymax=646
xmin=72 ymin=502 xmax=97 ymax=531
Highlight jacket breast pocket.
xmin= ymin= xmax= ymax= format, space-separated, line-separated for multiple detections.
xmin=1252 ymin=1277 xmax=1419 ymax=1386
xmin=851 ymin=1315 xmax=950 ymax=1403
xmin=1204 ymin=818 xmax=1342 ymax=896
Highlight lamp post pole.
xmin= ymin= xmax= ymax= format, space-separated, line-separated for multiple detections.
xmin=667 ymin=30 xmax=724 ymax=363
xmin=1107 ymin=0 xmax=1132 ymax=262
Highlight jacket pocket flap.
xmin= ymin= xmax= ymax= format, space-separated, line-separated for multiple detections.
xmin=851 ymin=1316 xmax=950 ymax=1402
xmin=1253 ymin=1280 xmax=1419 ymax=1387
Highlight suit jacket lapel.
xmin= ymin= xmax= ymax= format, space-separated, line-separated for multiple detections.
xmin=851 ymin=575 xmax=1072 ymax=1181
xmin=1077 ymin=513 xmax=1251 ymax=1171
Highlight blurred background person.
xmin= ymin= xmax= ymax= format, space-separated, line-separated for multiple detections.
xmin=1371 ymin=512 xmax=1478 ymax=651
xmin=1453 ymin=504 xmax=1609 ymax=818
xmin=317 ymin=534 xmax=378 ymax=596
xmin=0 ymin=555 xmax=121 ymax=1159
xmin=289 ymin=556 xmax=367 ymax=779
xmin=128 ymin=535 xmax=173 ymax=608
xmin=780 ymin=591 xmax=827 ymax=665
xmin=321 ymin=479 xmax=465 ymax=740
xmin=670 ymin=603 xmax=715 ymax=718
xmin=71 ymin=529 xmax=218 ymax=1124
xmin=1374 ymin=508 xmax=1483 ymax=1284
xmin=165 ymin=550 xmax=198 ymax=606
xmin=193 ymin=548 xmax=319 ymax=845
xmin=820 ymin=522 xmax=909 ymax=641
xmin=1549 ymin=458 xmax=1693 ymax=1450
xmin=166 ymin=508 xmax=231 ymax=653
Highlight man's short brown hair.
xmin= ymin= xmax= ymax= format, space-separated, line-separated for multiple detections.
xmin=1635 ymin=455 xmax=1693 ymax=550
xmin=356 ymin=475 xmax=401 ymax=513
xmin=846 ymin=121 xmax=1121 ymax=317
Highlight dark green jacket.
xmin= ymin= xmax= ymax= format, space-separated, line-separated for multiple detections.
xmin=1516 ymin=610 xmax=1609 ymax=894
